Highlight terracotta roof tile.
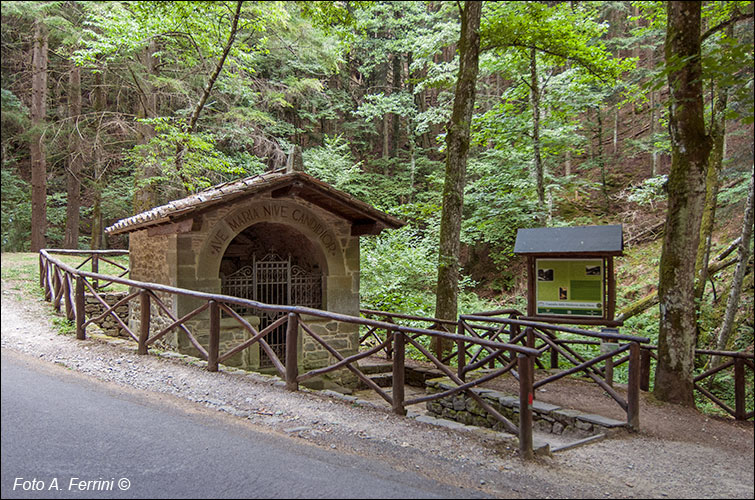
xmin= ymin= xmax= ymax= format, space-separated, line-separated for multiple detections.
xmin=105 ymin=171 xmax=404 ymax=235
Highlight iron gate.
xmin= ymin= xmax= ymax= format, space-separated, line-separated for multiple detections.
xmin=221 ymin=253 xmax=322 ymax=367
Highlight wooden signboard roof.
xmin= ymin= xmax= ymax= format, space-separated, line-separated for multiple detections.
xmin=514 ymin=225 xmax=623 ymax=256
xmin=105 ymin=169 xmax=405 ymax=236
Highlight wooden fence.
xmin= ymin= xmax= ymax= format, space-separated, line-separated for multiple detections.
xmin=38 ymin=249 xmax=753 ymax=463
xmin=39 ymin=249 xmax=542 ymax=459
xmin=361 ymin=307 xmax=753 ymax=422
xmin=459 ymin=310 xmax=753 ymax=422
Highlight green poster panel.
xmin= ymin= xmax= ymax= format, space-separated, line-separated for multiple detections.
xmin=535 ymin=259 xmax=604 ymax=317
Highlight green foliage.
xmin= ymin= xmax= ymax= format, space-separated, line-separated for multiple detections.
xmin=302 ymin=134 xmax=364 ymax=194
xmin=360 ymin=223 xmax=494 ymax=319
xmin=52 ymin=316 xmax=75 ymax=336
xmin=360 ymin=225 xmax=438 ymax=317
xmin=1 ymin=169 xmax=31 ymax=252
xmin=100 ymin=167 xmax=137 ymax=224
xmin=481 ymin=1 xmax=634 ymax=82
xmin=1 ymin=88 xmax=28 ymax=130
xmin=624 ymin=175 xmax=668 ymax=208
xmin=127 ymin=118 xmax=245 ymax=194
xmin=462 ymin=150 xmax=542 ymax=268
xmin=75 ymin=1 xmax=285 ymax=65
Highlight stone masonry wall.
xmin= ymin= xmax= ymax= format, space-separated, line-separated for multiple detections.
xmin=85 ymin=292 xmax=130 ymax=337
xmin=127 ymin=229 xmax=178 ymax=349
xmin=425 ymin=377 xmax=627 ymax=437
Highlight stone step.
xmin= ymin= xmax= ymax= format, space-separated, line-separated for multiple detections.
xmin=358 ymin=361 xmax=393 ymax=375
xmin=356 ymin=365 xmax=446 ymax=389
xmin=424 ymin=376 xmax=629 ymax=438
xmin=367 ymin=373 xmax=393 ymax=388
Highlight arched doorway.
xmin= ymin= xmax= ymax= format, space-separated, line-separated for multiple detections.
xmin=219 ymin=222 xmax=325 ymax=367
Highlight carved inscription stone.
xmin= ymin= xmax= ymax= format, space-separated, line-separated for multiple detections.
xmin=207 ymin=201 xmax=339 ymax=257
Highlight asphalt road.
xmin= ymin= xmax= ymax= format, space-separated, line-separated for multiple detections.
xmin=1 ymin=350 xmax=486 ymax=499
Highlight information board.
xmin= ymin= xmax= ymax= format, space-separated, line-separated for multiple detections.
xmin=535 ymin=259 xmax=604 ymax=317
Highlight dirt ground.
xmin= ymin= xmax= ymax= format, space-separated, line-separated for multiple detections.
xmin=482 ymin=367 xmax=754 ymax=455
xmin=2 ymin=254 xmax=753 ymax=499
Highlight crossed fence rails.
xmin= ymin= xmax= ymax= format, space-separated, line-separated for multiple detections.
xmin=38 ymin=249 xmax=754 ymax=461
xmin=363 ymin=308 xmax=754 ymax=422
xmin=39 ymin=249 xmax=541 ymax=457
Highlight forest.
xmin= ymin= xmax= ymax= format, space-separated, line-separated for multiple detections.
xmin=1 ymin=1 xmax=753 ymax=409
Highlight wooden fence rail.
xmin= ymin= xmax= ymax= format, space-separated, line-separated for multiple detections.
xmin=460 ymin=311 xmax=753 ymax=422
xmin=38 ymin=248 xmax=752 ymax=466
xmin=39 ymin=249 xmax=541 ymax=458
xmin=459 ymin=314 xmax=648 ymax=430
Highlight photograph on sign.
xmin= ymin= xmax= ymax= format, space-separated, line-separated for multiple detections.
xmin=535 ymin=259 xmax=604 ymax=317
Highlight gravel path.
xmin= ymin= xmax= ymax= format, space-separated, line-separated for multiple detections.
xmin=2 ymin=272 xmax=753 ymax=498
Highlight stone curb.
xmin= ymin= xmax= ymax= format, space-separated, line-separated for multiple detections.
xmin=425 ymin=376 xmax=628 ymax=437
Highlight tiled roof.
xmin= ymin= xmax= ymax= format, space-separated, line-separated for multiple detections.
xmin=105 ymin=169 xmax=404 ymax=235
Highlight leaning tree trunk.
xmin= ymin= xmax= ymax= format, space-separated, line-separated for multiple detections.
xmin=654 ymin=1 xmax=712 ymax=406
xmin=30 ymin=18 xmax=48 ymax=252
xmin=175 ymin=0 xmax=243 ymax=189
xmin=433 ymin=0 xmax=481 ymax=357
xmin=64 ymin=63 xmax=82 ymax=249
xmin=711 ymin=176 xmax=754 ymax=368
xmin=694 ymin=26 xmax=731 ymax=306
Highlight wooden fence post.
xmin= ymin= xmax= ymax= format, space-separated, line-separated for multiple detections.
xmin=734 ymin=358 xmax=745 ymax=421
xmin=392 ymin=331 xmax=406 ymax=416
xmin=518 ymin=353 xmax=534 ymax=460
xmin=285 ymin=313 xmax=299 ymax=391
xmin=457 ymin=320 xmax=466 ymax=382
xmin=386 ymin=318 xmax=394 ymax=360
xmin=640 ymin=348 xmax=651 ymax=391
xmin=52 ymin=268 xmax=61 ymax=312
xmin=526 ymin=326 xmax=535 ymax=349
xmin=601 ymin=342 xmax=619 ymax=387
xmin=92 ymin=254 xmax=99 ymax=291
xmin=45 ymin=262 xmax=52 ymax=301
xmin=75 ymin=275 xmax=86 ymax=340
xmin=511 ymin=322 xmax=519 ymax=343
xmin=63 ymin=273 xmax=73 ymax=321
xmin=627 ymin=342 xmax=641 ymax=431
xmin=39 ymin=253 xmax=44 ymax=288
xmin=550 ymin=341 xmax=559 ymax=370
xmin=138 ymin=290 xmax=150 ymax=355
xmin=208 ymin=300 xmax=219 ymax=372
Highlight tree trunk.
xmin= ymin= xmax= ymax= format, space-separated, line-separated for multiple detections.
xmin=175 ymin=0 xmax=243 ymax=191
xmin=391 ymin=54 xmax=402 ymax=158
xmin=530 ymin=47 xmax=545 ymax=209
xmin=694 ymin=26 xmax=732 ymax=305
xmin=381 ymin=113 xmax=391 ymax=160
xmin=407 ymin=51 xmax=417 ymax=203
xmin=64 ymin=64 xmax=82 ymax=249
xmin=655 ymin=1 xmax=712 ymax=406
xmin=613 ymin=106 xmax=619 ymax=156
xmin=596 ymin=107 xmax=608 ymax=209
xmin=649 ymin=48 xmax=659 ymax=177
xmin=30 ymin=18 xmax=48 ymax=252
xmin=433 ymin=0 xmax=481 ymax=357
xmin=133 ymin=40 xmax=159 ymax=213
xmin=91 ymin=70 xmax=106 ymax=249
xmin=711 ymin=176 xmax=754 ymax=367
